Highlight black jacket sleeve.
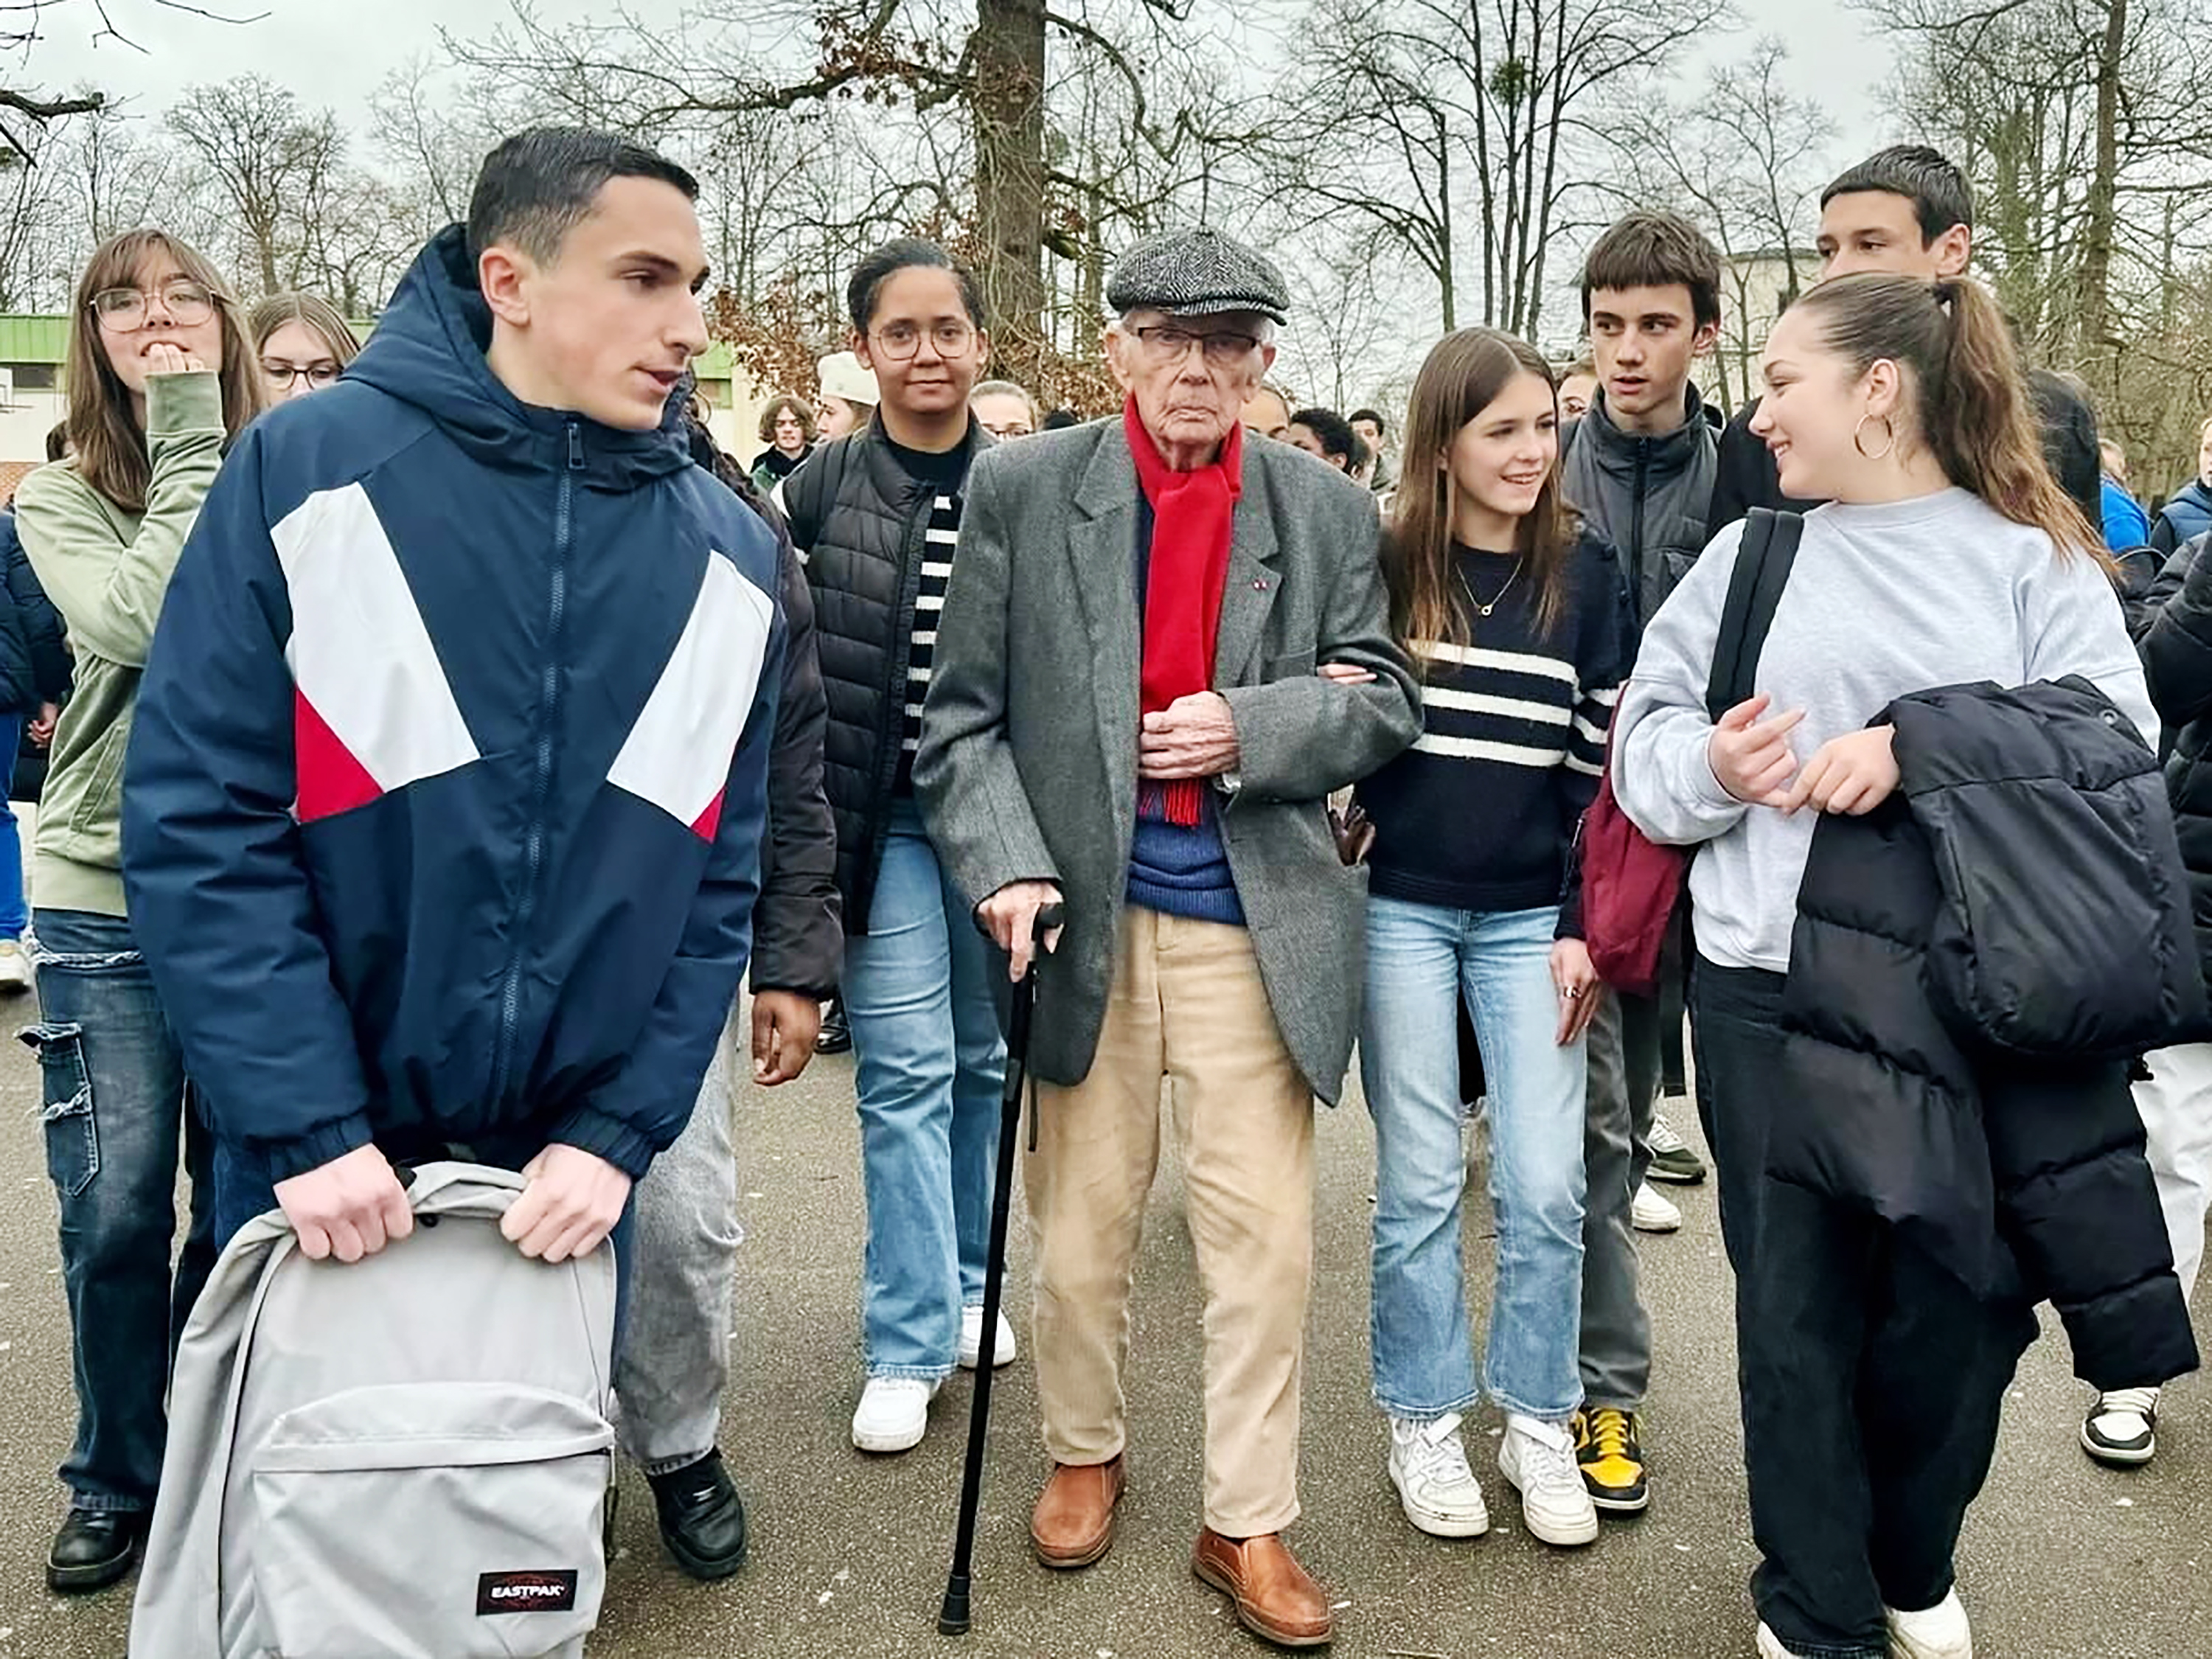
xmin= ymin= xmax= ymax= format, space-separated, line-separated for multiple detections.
xmin=0 ymin=513 xmax=66 ymax=711
xmin=750 ymin=538 xmax=843 ymax=996
xmin=1705 ymin=400 xmax=1796 ymax=544
xmin=2142 ymin=535 xmax=2212 ymax=731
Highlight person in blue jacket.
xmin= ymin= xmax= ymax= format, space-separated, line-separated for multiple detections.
xmin=121 ymin=126 xmax=785 ymax=1281
xmin=2101 ymin=439 xmax=2151 ymax=549
xmin=0 ymin=504 xmax=70 ymax=990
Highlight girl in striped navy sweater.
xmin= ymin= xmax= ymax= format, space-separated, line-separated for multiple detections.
xmin=1352 ymin=329 xmax=1632 ymax=1552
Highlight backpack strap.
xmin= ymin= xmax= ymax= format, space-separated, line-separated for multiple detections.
xmin=778 ymin=437 xmax=850 ymax=553
xmin=1705 ymin=507 xmax=1804 ymax=721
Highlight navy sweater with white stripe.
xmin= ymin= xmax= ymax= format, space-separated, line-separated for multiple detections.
xmin=1360 ymin=534 xmax=1632 ymax=919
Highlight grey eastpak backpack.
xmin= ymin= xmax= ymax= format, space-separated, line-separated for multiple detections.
xmin=130 ymin=1163 xmax=618 ymax=1658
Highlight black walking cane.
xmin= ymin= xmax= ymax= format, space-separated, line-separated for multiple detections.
xmin=938 ymin=902 xmax=1063 ymax=1638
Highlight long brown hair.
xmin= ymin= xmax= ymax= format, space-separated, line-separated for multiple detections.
xmin=1385 ymin=327 xmax=1574 ymax=661
xmin=1789 ymin=272 xmax=2102 ymax=560
xmin=248 ymin=291 xmax=364 ymax=369
xmin=63 ymin=229 xmax=265 ymax=515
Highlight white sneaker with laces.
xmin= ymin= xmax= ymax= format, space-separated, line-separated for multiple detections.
xmin=1386 ymin=1412 xmax=1489 ymax=1538
xmin=1756 ymin=1624 xmax=1807 ymax=1658
xmin=1631 ymin=1180 xmax=1682 ymax=1234
xmin=852 ymin=1376 xmax=940 ymax=1454
xmin=2079 ymin=1385 xmax=2159 ymax=1466
xmin=1885 ymin=1589 xmax=1972 ymax=1659
xmin=1497 ymin=1414 xmax=1598 ymax=1546
xmin=958 ymin=1304 xmax=1018 ymax=1370
xmin=0 ymin=938 xmax=32 ymax=993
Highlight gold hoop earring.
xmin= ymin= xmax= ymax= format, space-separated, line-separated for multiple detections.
xmin=1854 ymin=412 xmax=1896 ymax=461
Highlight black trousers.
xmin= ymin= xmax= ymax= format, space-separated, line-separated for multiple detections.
xmin=1691 ymin=960 xmax=2038 ymax=1659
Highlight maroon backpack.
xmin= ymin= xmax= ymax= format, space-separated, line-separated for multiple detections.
xmin=1583 ymin=509 xmax=1801 ymax=995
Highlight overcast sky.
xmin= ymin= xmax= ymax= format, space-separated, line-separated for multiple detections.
xmin=19 ymin=0 xmax=1901 ymax=156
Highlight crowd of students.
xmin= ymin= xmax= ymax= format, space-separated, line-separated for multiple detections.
xmin=7 ymin=122 xmax=2208 ymax=1659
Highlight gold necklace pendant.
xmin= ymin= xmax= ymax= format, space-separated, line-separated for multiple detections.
xmin=1460 ymin=560 xmax=1523 ymax=618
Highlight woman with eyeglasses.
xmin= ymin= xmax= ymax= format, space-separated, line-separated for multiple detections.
xmin=776 ymin=236 xmax=1006 ymax=1458
xmin=248 ymin=291 xmax=362 ymax=403
xmin=16 ymin=229 xmax=264 ymax=1594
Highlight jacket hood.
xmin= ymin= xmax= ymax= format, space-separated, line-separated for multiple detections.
xmin=1578 ymin=383 xmax=1713 ymax=481
xmin=347 ymin=224 xmax=690 ymax=492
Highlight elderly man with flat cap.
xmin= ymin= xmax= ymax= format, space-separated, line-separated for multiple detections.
xmin=916 ymin=227 xmax=1419 ymax=1646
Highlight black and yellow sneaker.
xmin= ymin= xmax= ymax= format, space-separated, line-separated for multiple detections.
xmin=1573 ymin=1408 xmax=1649 ymax=1514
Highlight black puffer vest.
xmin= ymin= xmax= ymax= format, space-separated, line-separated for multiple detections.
xmin=780 ymin=416 xmax=992 ymax=934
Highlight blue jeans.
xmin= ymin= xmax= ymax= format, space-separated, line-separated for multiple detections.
xmin=1362 ymin=898 xmax=1588 ymax=1423
xmin=844 ymin=799 xmax=1006 ymax=1379
xmin=29 ymin=908 xmax=217 ymax=1512
xmin=210 ymin=1130 xmax=641 ymax=1354
xmin=0 ymin=712 xmax=24 ymax=938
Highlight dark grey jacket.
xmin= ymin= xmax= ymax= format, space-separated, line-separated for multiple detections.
xmin=686 ymin=424 xmax=843 ymax=997
xmin=1559 ymin=386 xmax=1718 ymax=629
xmin=915 ymin=420 xmax=1422 ymax=1100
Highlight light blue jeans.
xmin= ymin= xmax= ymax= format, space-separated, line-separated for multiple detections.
xmin=844 ymin=800 xmax=1006 ymax=1380
xmin=1362 ymin=897 xmax=1588 ymax=1424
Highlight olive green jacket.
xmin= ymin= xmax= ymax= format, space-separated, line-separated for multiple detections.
xmin=15 ymin=371 xmax=225 ymax=917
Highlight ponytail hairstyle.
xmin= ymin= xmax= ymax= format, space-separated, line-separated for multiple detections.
xmin=1788 ymin=271 xmax=2102 ymax=560
xmin=63 ymin=229 xmax=265 ymax=515
xmin=1385 ymin=327 xmax=1573 ymax=664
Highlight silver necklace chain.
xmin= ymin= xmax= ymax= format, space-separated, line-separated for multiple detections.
xmin=1458 ymin=558 xmax=1524 ymax=618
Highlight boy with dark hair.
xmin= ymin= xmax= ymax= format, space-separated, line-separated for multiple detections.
xmin=1557 ymin=205 xmax=1725 ymax=1525
xmin=1289 ymin=405 xmax=1361 ymax=473
xmin=1705 ymin=144 xmax=2101 ymax=539
xmin=1350 ymin=406 xmax=1392 ymax=491
xmin=124 ymin=125 xmax=784 ymax=1283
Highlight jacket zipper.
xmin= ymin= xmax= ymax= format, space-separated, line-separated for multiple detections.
xmin=1629 ymin=442 xmax=1649 ymax=623
xmin=490 ymin=422 xmax=581 ymax=1106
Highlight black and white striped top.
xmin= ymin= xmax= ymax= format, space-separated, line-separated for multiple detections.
xmin=898 ymin=491 xmax=961 ymax=786
xmin=1358 ymin=534 xmax=1632 ymax=920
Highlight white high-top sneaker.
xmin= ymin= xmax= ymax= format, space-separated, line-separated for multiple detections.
xmin=1497 ymin=1415 xmax=1598 ymax=1546
xmin=958 ymin=1304 xmax=1018 ymax=1370
xmin=851 ymin=1376 xmax=940 ymax=1454
xmin=1885 ymin=1588 xmax=1972 ymax=1659
xmin=1386 ymin=1413 xmax=1489 ymax=1538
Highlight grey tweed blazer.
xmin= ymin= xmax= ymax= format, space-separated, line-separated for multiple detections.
xmin=914 ymin=417 xmax=1421 ymax=1101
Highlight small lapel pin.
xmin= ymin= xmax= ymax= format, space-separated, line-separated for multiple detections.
xmin=1253 ymin=578 xmax=1270 ymax=591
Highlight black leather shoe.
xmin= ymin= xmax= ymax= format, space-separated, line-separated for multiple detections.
xmin=47 ymin=1507 xmax=150 ymax=1594
xmin=815 ymin=999 xmax=852 ymax=1055
xmin=649 ymin=1450 xmax=748 ymax=1581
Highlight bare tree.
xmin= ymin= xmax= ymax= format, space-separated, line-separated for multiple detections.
xmin=0 ymin=0 xmax=267 ymax=152
xmin=1286 ymin=0 xmax=1732 ymax=341
xmin=167 ymin=75 xmax=339 ymax=292
xmin=1607 ymin=37 xmax=1836 ymax=408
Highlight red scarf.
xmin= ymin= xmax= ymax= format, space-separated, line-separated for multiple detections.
xmin=1125 ymin=396 xmax=1242 ymax=827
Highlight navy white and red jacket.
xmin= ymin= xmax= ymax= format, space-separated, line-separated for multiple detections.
xmin=122 ymin=225 xmax=785 ymax=1184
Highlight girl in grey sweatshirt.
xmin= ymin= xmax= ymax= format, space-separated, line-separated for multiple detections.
xmin=1611 ymin=272 xmax=2144 ymax=1659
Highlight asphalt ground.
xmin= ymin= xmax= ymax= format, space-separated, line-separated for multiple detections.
xmin=3 ymin=975 xmax=2208 ymax=1657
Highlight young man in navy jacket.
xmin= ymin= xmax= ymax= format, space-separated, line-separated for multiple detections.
xmin=122 ymin=127 xmax=785 ymax=1276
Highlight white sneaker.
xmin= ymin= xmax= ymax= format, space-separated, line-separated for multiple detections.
xmin=2080 ymin=1385 xmax=2159 ymax=1466
xmin=1756 ymin=1624 xmax=1807 ymax=1659
xmin=1497 ymin=1415 xmax=1598 ymax=1546
xmin=0 ymin=938 xmax=32 ymax=993
xmin=1885 ymin=1589 xmax=1972 ymax=1659
xmin=958 ymin=1304 xmax=1018 ymax=1370
xmin=1631 ymin=1180 xmax=1682 ymax=1234
xmin=852 ymin=1376 xmax=939 ymax=1454
xmin=1386 ymin=1412 xmax=1489 ymax=1538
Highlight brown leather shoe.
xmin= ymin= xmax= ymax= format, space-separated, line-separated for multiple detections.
xmin=1192 ymin=1528 xmax=1334 ymax=1648
xmin=1029 ymin=1457 xmax=1126 ymax=1569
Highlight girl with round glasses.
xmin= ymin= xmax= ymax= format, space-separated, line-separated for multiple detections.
xmin=248 ymin=292 xmax=362 ymax=403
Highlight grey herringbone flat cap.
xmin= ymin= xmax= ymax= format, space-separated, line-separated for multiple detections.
xmin=1106 ymin=227 xmax=1290 ymax=324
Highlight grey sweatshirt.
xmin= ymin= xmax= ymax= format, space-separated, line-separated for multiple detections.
xmin=1615 ymin=487 xmax=2154 ymax=973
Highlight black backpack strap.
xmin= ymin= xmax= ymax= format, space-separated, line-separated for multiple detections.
xmin=1705 ymin=507 xmax=1804 ymax=721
